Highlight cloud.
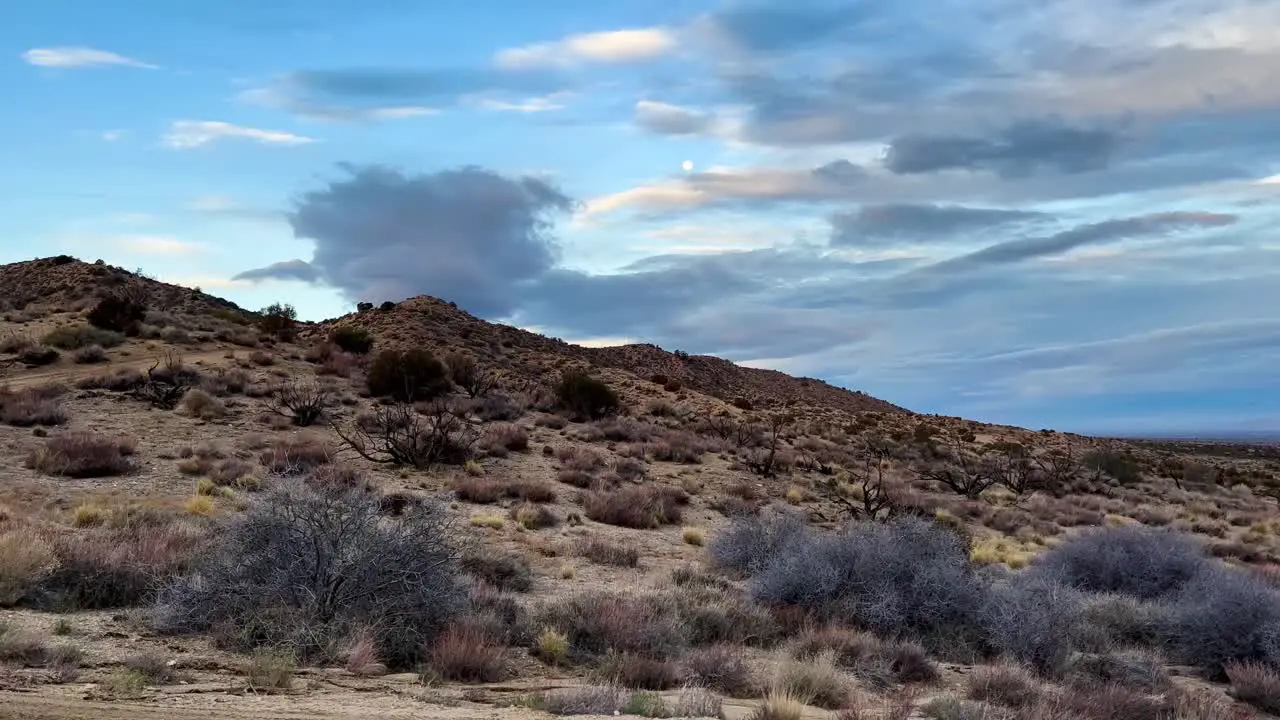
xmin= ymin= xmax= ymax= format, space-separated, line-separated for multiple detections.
xmin=101 ymin=130 xmax=126 ymax=142
xmin=885 ymin=121 xmax=1122 ymax=177
xmin=696 ymin=3 xmax=879 ymax=54
xmin=830 ymin=204 xmax=1048 ymax=246
xmin=634 ymin=100 xmax=713 ymax=135
xmin=22 ymin=46 xmax=156 ymax=69
xmin=161 ymin=121 xmax=315 ymax=149
xmin=114 ymin=235 xmax=203 ymax=255
xmin=921 ymin=211 xmax=1238 ymax=273
xmin=232 ymin=259 xmax=319 ymax=283
xmin=493 ymin=28 xmax=676 ymax=68
xmin=472 ymin=93 xmax=571 ymax=113
xmin=186 ymin=195 xmax=283 ymax=222
xmin=234 ymin=165 xmax=575 ymax=316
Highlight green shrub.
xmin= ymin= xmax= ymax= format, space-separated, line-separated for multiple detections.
xmin=43 ymin=324 xmax=125 ymax=350
xmin=329 ymin=326 xmax=373 ymax=354
xmin=366 ymin=348 xmax=452 ymax=401
xmin=556 ymin=370 xmax=620 ymax=420
xmin=88 ymin=294 xmax=146 ymax=334
xmin=257 ymin=302 xmax=297 ymax=339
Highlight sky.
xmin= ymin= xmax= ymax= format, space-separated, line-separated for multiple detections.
xmin=4 ymin=0 xmax=1280 ymax=437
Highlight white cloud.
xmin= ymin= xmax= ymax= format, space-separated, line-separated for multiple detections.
xmin=494 ymin=28 xmax=676 ymax=68
xmin=238 ymin=86 xmax=437 ymax=122
xmin=114 ymin=235 xmax=203 ymax=255
xmin=22 ymin=46 xmax=156 ymax=69
xmin=472 ymin=92 xmax=571 ymax=113
xmin=101 ymin=130 xmax=126 ymax=141
xmin=161 ymin=120 xmax=315 ymax=149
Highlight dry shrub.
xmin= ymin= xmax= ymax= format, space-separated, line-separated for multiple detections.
xmin=773 ymin=652 xmax=851 ymax=709
xmin=454 ymin=477 xmax=556 ymax=504
xmin=683 ymin=644 xmax=757 ymax=697
xmin=259 ymin=434 xmax=333 ymax=475
xmin=0 ymin=527 xmax=58 ymax=606
xmin=75 ymin=367 xmax=144 ymax=391
xmin=0 ymin=385 xmax=68 ymax=427
xmin=541 ymin=685 xmax=629 ymax=716
xmin=966 ymin=664 xmax=1041 ymax=708
xmin=26 ymin=431 xmax=137 ymax=477
xmin=604 ymin=651 xmax=680 ymax=690
xmin=512 ymin=502 xmax=559 ymax=530
xmin=578 ymin=537 xmax=640 ymax=567
xmin=180 ymin=389 xmax=227 ymax=419
xmin=72 ymin=344 xmax=108 ymax=364
xmin=37 ymin=522 xmax=201 ymax=610
xmin=584 ymin=485 xmax=687 ymax=529
xmin=1226 ymin=661 xmax=1280 ymax=714
xmin=0 ymin=622 xmax=48 ymax=665
xmin=460 ymin=547 xmax=534 ymax=593
xmin=539 ymin=592 xmax=687 ymax=662
xmin=558 ymin=445 xmax=605 ymax=471
xmin=428 ymin=619 xmax=507 ymax=683
xmin=755 ymin=689 xmax=807 ymax=720
xmin=557 ymin=469 xmax=598 ymax=489
xmin=247 ymin=648 xmax=296 ymax=693
xmin=124 ymin=651 xmax=180 ymax=684
xmin=344 ymin=628 xmax=382 ymax=675
xmin=480 ymin=423 xmax=529 ymax=455
xmin=651 ymin=431 xmax=710 ymax=464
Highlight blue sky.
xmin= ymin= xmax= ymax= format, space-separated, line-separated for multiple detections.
xmin=4 ymin=0 xmax=1280 ymax=436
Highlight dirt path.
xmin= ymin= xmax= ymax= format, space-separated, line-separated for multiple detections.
xmin=1 ymin=349 xmax=238 ymax=389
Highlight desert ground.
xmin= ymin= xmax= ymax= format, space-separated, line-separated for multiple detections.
xmin=2 ymin=256 xmax=1280 ymax=719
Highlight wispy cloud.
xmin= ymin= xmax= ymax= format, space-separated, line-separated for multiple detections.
xmin=494 ymin=28 xmax=676 ymax=68
xmin=22 ymin=46 xmax=156 ymax=69
xmin=161 ymin=120 xmax=315 ymax=149
xmin=186 ymin=195 xmax=283 ymax=221
xmin=114 ymin=235 xmax=203 ymax=255
xmin=101 ymin=130 xmax=127 ymax=142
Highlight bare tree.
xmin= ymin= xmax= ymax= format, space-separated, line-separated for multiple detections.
xmin=444 ymin=352 xmax=498 ymax=399
xmin=701 ymin=410 xmax=757 ymax=448
xmin=744 ymin=412 xmax=792 ymax=478
xmin=816 ymin=436 xmax=901 ymax=521
xmin=131 ymin=350 xmax=192 ymax=409
xmin=266 ymin=381 xmax=331 ymax=427
xmin=914 ymin=432 xmax=998 ymax=499
xmin=333 ymin=400 xmax=478 ymax=470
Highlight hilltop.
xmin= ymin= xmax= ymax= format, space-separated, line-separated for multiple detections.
xmin=1 ymin=255 xmax=1279 ymax=719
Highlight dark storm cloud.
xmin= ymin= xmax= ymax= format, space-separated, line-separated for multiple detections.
xmin=233 ymin=258 xmax=319 ymax=283
xmin=707 ymin=2 xmax=877 ymax=53
xmin=885 ymin=121 xmax=1122 ymax=177
xmin=634 ymin=101 xmax=713 ymax=135
xmin=234 ymin=164 xmax=574 ymax=316
xmin=830 ymin=203 xmax=1047 ymax=245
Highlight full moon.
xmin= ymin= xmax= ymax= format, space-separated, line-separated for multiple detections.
xmin=681 ymin=160 xmax=694 ymax=172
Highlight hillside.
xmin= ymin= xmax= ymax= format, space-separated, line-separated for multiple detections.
xmin=312 ymin=295 xmax=908 ymax=417
xmin=2 ymin=255 xmax=1280 ymax=720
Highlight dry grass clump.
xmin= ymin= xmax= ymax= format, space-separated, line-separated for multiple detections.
xmin=540 ymin=684 xmax=629 ymax=716
xmin=753 ymin=689 xmax=808 ymax=720
xmin=1226 ymin=661 xmax=1280 ymax=714
xmin=577 ymin=536 xmax=641 ymax=568
xmin=772 ymin=652 xmax=851 ymax=709
xmin=72 ymin=344 xmax=108 ymax=364
xmin=460 ymin=547 xmax=534 ymax=593
xmin=0 ymin=620 xmax=49 ymax=665
xmin=427 ymin=619 xmax=508 ymax=683
xmin=511 ymin=502 xmax=559 ymax=530
xmin=584 ymin=485 xmax=688 ymax=529
xmin=966 ymin=664 xmax=1041 ymax=709
xmin=38 ymin=520 xmax=202 ymax=610
xmin=75 ymin=367 xmax=144 ymax=391
xmin=0 ymin=527 xmax=58 ymax=606
xmin=180 ymin=388 xmax=227 ymax=419
xmin=683 ymin=644 xmax=757 ymax=697
xmin=258 ymin=434 xmax=333 ymax=475
xmin=602 ymin=651 xmax=681 ymax=690
xmin=479 ymin=423 xmax=530 ymax=456
xmin=0 ymin=384 xmax=68 ymax=427
xmin=42 ymin=323 xmax=124 ymax=350
xmin=246 ymin=648 xmax=296 ymax=693
xmin=453 ymin=477 xmax=556 ymax=504
xmin=25 ymin=431 xmax=137 ymax=477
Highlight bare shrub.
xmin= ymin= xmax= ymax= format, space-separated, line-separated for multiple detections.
xmin=708 ymin=510 xmax=810 ymax=576
xmin=538 ymin=592 xmax=687 ymax=662
xmin=1226 ymin=661 xmax=1280 ymax=714
xmin=683 ymin=645 xmax=756 ymax=697
xmin=266 ymin=382 xmax=331 ymax=427
xmin=37 ymin=522 xmax=201 ymax=610
xmin=72 ymin=344 xmax=108 ymax=364
xmin=43 ymin=323 xmax=125 ymax=350
xmin=479 ymin=423 xmax=529 ymax=455
xmin=773 ymin=653 xmax=851 ymax=709
xmin=259 ymin=435 xmax=333 ymax=475
xmin=445 ymin=351 xmax=497 ymax=399
xmin=26 ymin=431 xmax=137 ymax=477
xmin=460 ymin=547 xmax=534 ymax=593
xmin=584 ymin=485 xmax=687 ymax=528
xmin=541 ymin=685 xmax=628 ymax=715
xmin=1065 ymin=650 xmax=1170 ymax=692
xmin=966 ymin=664 xmax=1040 ymax=709
xmin=428 ymin=619 xmax=507 ymax=682
xmin=1163 ymin=564 xmax=1280 ymax=675
xmin=729 ymin=516 xmax=985 ymax=652
xmin=335 ymin=401 xmax=477 ymax=470
xmin=980 ymin=574 xmax=1084 ymax=675
xmin=1029 ymin=525 xmax=1207 ymax=600
xmin=153 ymin=480 xmax=465 ymax=669
xmin=180 ymin=389 xmax=226 ymax=419
xmin=578 ymin=537 xmax=640 ymax=568
xmin=0 ymin=385 xmax=68 ymax=427
xmin=132 ymin=353 xmax=197 ymax=409
xmin=75 ymin=367 xmax=144 ymax=391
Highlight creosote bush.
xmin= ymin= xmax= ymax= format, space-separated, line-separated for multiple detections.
xmin=153 ymin=480 xmax=465 ymax=668
xmin=556 ymin=369 xmax=620 ymax=420
xmin=328 ymin=325 xmax=373 ymax=354
xmin=88 ymin=293 xmax=146 ymax=334
xmin=366 ymin=348 xmax=452 ymax=402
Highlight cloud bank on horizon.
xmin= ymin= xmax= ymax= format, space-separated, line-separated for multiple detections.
xmin=5 ymin=0 xmax=1280 ymax=435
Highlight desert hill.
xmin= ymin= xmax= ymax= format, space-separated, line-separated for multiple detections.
xmin=2 ymin=255 xmax=1280 ymax=719
xmin=313 ymin=295 xmax=908 ymax=417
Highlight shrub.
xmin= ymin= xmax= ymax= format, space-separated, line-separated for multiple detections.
xmin=512 ymin=502 xmax=559 ymax=530
xmin=709 ymin=510 xmax=809 ymax=576
xmin=981 ymin=574 xmax=1084 ymax=675
xmin=72 ymin=344 xmax=108 ymax=364
xmin=265 ymin=382 xmax=331 ymax=427
xmin=428 ymin=620 xmax=507 ymax=683
xmin=480 ymin=423 xmax=529 ymax=454
xmin=755 ymin=689 xmax=806 ymax=720
xmin=0 ymin=623 xmax=48 ymax=665
xmin=1226 ymin=661 xmax=1280 ymax=714
xmin=329 ymin=326 xmax=373 ymax=354
xmin=578 ymin=537 xmax=641 ymax=568
xmin=584 ymin=485 xmax=686 ymax=529
xmin=18 ymin=344 xmax=59 ymax=366
xmin=683 ymin=527 xmax=706 ymax=546
xmin=180 ymin=389 xmax=227 ymax=419
xmin=0 ymin=386 xmax=68 ymax=427
xmin=257 ymin=302 xmax=297 ymax=339
xmin=43 ymin=324 xmax=125 ymax=350
xmin=259 ymin=435 xmax=332 ymax=475
xmin=539 ymin=592 xmax=687 ymax=661
xmin=604 ymin=652 xmax=681 ymax=690
xmin=683 ymin=645 xmax=756 ymax=697
xmin=366 ymin=348 xmax=452 ymax=401
xmin=0 ymin=527 xmax=58 ymax=606
xmin=460 ymin=548 xmax=534 ymax=593
xmin=26 ymin=431 xmax=136 ymax=477
xmin=556 ymin=370 xmax=620 ymax=420
xmin=773 ymin=653 xmax=851 ymax=709
xmin=75 ymin=367 xmax=144 ymax=391
xmin=1029 ymin=526 xmax=1207 ymax=600
xmin=247 ymin=648 xmax=296 ymax=692
xmin=37 ymin=522 xmax=201 ymax=610
xmin=1065 ymin=650 xmax=1169 ymax=692
xmin=966 ymin=664 xmax=1040 ymax=708
xmin=541 ymin=685 xmax=629 ymax=716
xmin=738 ymin=516 xmax=986 ymax=651
xmin=1083 ymin=448 xmax=1142 ymax=485
xmin=124 ymin=651 xmax=180 ymax=684
xmin=88 ymin=294 xmax=146 ymax=334
xmin=535 ymin=627 xmax=570 ymax=665
xmin=1163 ymin=564 xmax=1280 ymax=675
xmin=445 ymin=351 xmax=496 ymax=398
xmin=153 ymin=481 xmax=465 ymax=668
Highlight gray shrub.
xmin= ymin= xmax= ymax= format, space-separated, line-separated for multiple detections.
xmin=1162 ymin=564 xmax=1280 ymax=675
xmin=152 ymin=479 xmax=464 ymax=668
xmin=1029 ymin=525 xmax=1206 ymax=600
